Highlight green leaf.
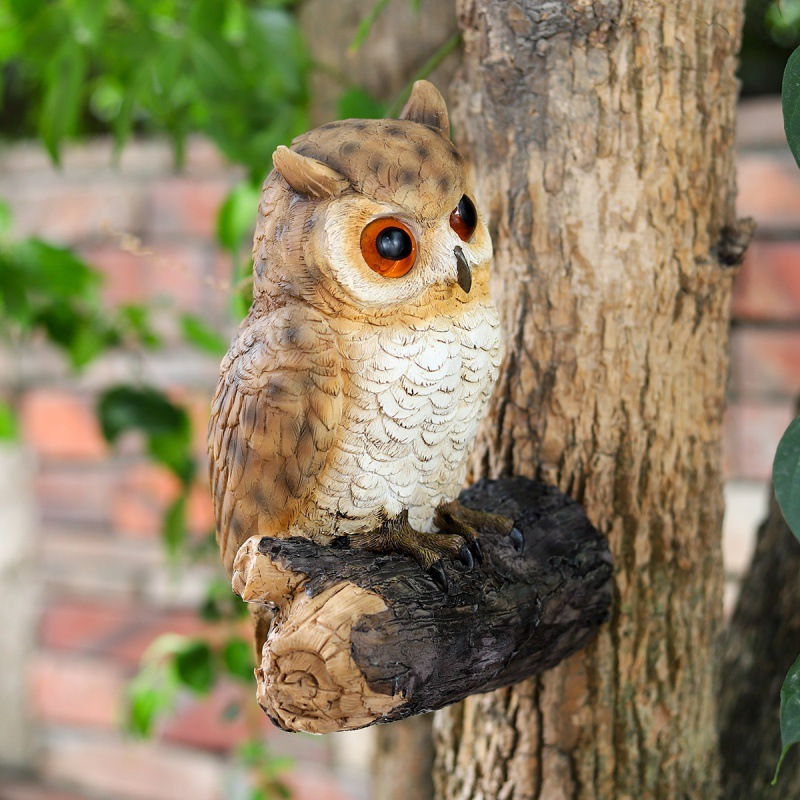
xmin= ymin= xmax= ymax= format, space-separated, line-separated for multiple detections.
xmin=40 ymin=41 xmax=88 ymax=163
xmin=216 ymin=181 xmax=261 ymax=253
xmin=0 ymin=400 xmax=18 ymax=441
xmin=222 ymin=636 xmax=254 ymax=683
xmin=118 ymin=304 xmax=161 ymax=349
xmin=173 ymin=639 xmax=215 ymax=694
xmin=773 ymin=416 xmax=800 ymax=541
xmin=162 ymin=494 xmax=187 ymax=557
xmin=180 ymin=313 xmax=228 ymax=356
xmin=337 ymin=87 xmax=384 ymax=120
xmin=0 ymin=201 xmax=12 ymax=237
xmin=96 ymin=385 xmax=188 ymax=444
xmin=15 ymin=239 xmax=101 ymax=299
xmin=774 ymin=652 xmax=800 ymax=783
xmin=125 ymin=662 xmax=178 ymax=738
xmin=783 ymin=45 xmax=800 ymax=168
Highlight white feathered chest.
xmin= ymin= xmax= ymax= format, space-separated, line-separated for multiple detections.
xmin=292 ymin=298 xmax=501 ymax=538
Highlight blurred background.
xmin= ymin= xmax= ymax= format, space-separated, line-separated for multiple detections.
xmin=0 ymin=1 xmax=798 ymax=799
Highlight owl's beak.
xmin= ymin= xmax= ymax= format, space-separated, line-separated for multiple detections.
xmin=454 ymin=246 xmax=471 ymax=294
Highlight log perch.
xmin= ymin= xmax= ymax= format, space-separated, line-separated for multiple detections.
xmin=231 ymin=477 xmax=613 ymax=734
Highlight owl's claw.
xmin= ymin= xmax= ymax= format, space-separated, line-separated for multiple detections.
xmin=429 ymin=561 xmax=449 ymax=593
xmin=468 ymin=538 xmax=484 ymax=565
xmin=509 ymin=527 xmax=524 ymax=554
xmin=458 ymin=543 xmax=474 ymax=571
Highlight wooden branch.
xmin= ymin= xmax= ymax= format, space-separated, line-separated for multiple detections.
xmin=231 ymin=477 xmax=613 ymax=734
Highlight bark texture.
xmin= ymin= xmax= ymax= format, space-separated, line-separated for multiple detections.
xmin=432 ymin=2 xmax=747 ymax=798
xmin=720 ymin=494 xmax=800 ymax=798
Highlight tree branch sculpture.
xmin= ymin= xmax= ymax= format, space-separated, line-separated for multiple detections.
xmin=231 ymin=478 xmax=612 ymax=734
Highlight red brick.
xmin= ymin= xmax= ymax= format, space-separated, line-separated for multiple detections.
xmin=723 ymin=400 xmax=796 ymax=481
xmin=41 ymin=738 xmax=223 ymax=800
xmin=144 ymin=242 xmax=217 ymax=313
xmin=737 ymin=154 xmax=800 ymax=230
xmin=161 ymin=682 xmax=250 ymax=752
xmin=80 ymin=244 xmax=149 ymax=306
xmin=732 ymin=240 xmax=800 ymax=321
xmin=105 ymin=610 xmax=216 ymax=666
xmin=9 ymin=182 xmax=144 ymax=245
xmin=730 ymin=328 xmax=800 ymax=398
xmin=285 ymin=769 xmax=358 ymax=800
xmin=31 ymin=655 xmax=125 ymax=729
xmin=40 ymin=600 xmax=142 ymax=655
xmin=112 ymin=462 xmax=181 ymax=538
xmin=147 ymin=177 xmax=232 ymax=239
xmin=188 ymin=483 xmax=215 ymax=536
xmin=35 ymin=466 xmax=116 ymax=527
xmin=0 ymin=781 xmax=91 ymax=800
xmin=20 ymin=390 xmax=107 ymax=461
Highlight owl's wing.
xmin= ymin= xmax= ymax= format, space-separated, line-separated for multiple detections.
xmin=207 ymin=306 xmax=343 ymax=576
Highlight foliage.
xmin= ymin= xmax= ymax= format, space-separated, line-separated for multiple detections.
xmin=775 ymin=653 xmax=800 ymax=782
xmin=741 ymin=0 xmax=800 ymax=95
xmin=0 ymin=398 xmax=17 ymax=441
xmin=238 ymin=739 xmax=293 ymax=800
xmin=784 ymin=45 xmax=800 ymax=166
xmin=96 ymin=384 xmax=197 ymax=555
xmin=773 ymin=415 xmax=800 ymax=540
xmin=774 ymin=50 xmax=800 ymax=781
xmin=0 ymin=207 xmax=158 ymax=370
xmin=125 ymin=631 xmax=256 ymax=737
xmin=773 ymin=416 xmax=800 ymax=782
xmin=0 ymin=0 xmax=309 ymax=177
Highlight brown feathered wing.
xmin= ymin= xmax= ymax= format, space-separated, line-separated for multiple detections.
xmin=207 ymin=307 xmax=343 ymax=576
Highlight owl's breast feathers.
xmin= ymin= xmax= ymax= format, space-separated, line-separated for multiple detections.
xmin=208 ymin=304 xmax=343 ymax=576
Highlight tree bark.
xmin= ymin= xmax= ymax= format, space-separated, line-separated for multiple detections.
xmin=429 ymin=2 xmax=747 ymax=798
xmin=720 ymin=493 xmax=800 ymax=798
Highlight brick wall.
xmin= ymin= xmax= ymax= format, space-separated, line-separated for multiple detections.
xmin=0 ymin=97 xmax=796 ymax=799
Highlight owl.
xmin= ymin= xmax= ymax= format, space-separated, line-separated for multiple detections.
xmin=208 ymin=81 xmax=520 ymax=596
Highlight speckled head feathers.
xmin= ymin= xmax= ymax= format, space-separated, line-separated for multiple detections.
xmin=272 ymin=81 xmax=465 ymax=218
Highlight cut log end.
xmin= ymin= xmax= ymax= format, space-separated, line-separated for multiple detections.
xmin=232 ymin=477 xmax=613 ymax=734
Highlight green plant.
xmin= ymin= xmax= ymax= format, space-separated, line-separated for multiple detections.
xmin=772 ymin=414 xmax=800 ymax=781
xmin=0 ymin=0 xmax=309 ymax=174
xmin=770 ymin=48 xmax=800 ymax=783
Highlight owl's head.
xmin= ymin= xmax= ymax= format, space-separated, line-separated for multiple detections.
xmin=253 ymin=81 xmax=492 ymax=312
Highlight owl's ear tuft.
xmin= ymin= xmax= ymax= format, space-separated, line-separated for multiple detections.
xmin=272 ymin=146 xmax=349 ymax=199
xmin=399 ymin=80 xmax=450 ymax=137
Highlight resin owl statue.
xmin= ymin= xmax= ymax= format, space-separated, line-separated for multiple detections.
xmin=208 ymin=81 xmax=520 ymax=596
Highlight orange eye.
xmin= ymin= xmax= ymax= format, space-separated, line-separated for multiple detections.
xmin=449 ymin=195 xmax=477 ymax=241
xmin=360 ymin=218 xmax=417 ymax=278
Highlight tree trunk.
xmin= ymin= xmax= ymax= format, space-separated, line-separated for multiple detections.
xmin=720 ymin=493 xmax=800 ymax=798
xmin=429 ymin=2 xmax=747 ymax=798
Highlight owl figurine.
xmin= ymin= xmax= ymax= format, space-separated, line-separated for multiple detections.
xmin=208 ymin=81 xmax=520 ymax=598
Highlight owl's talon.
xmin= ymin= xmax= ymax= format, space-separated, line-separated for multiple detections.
xmin=429 ymin=561 xmax=449 ymax=593
xmin=509 ymin=527 xmax=524 ymax=554
xmin=468 ymin=538 xmax=484 ymax=565
xmin=458 ymin=543 xmax=474 ymax=571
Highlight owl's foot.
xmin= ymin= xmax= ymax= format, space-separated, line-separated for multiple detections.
xmin=434 ymin=500 xmax=524 ymax=556
xmin=356 ymin=511 xmax=474 ymax=593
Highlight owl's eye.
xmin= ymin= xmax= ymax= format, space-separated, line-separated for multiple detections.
xmin=449 ymin=195 xmax=477 ymax=242
xmin=360 ymin=218 xmax=417 ymax=278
